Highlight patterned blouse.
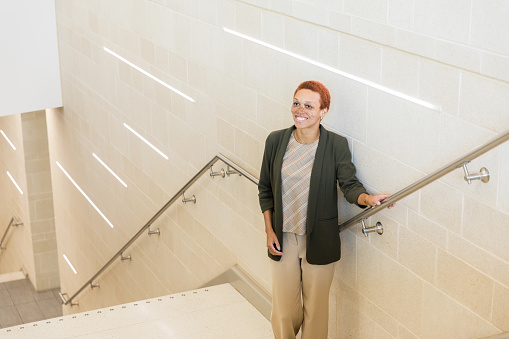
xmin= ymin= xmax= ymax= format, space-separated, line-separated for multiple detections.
xmin=281 ymin=132 xmax=319 ymax=235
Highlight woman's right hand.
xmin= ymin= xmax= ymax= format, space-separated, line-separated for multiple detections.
xmin=267 ymin=229 xmax=283 ymax=256
xmin=263 ymin=209 xmax=282 ymax=256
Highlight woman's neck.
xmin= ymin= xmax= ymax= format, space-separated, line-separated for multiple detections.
xmin=294 ymin=127 xmax=320 ymax=144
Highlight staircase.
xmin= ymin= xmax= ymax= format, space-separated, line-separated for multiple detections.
xmin=0 ymin=283 xmax=272 ymax=338
xmin=0 ymin=271 xmax=25 ymax=284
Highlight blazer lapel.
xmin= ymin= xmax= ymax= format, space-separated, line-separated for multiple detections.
xmin=273 ymin=126 xmax=296 ymax=228
xmin=306 ymin=125 xmax=328 ymax=234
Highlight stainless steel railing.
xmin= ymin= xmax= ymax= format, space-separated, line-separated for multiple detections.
xmin=59 ymin=153 xmax=258 ymax=306
xmin=339 ymin=129 xmax=509 ymax=234
xmin=0 ymin=217 xmax=23 ymax=251
xmin=59 ymin=128 xmax=509 ymax=306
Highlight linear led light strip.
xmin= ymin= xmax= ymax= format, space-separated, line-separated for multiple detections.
xmin=92 ymin=153 xmax=128 ymax=188
xmin=223 ymin=27 xmax=442 ymax=112
xmin=63 ymin=254 xmax=78 ymax=274
xmin=103 ymin=47 xmax=195 ymax=103
xmin=123 ymin=123 xmax=169 ymax=160
xmin=1 ymin=130 xmax=16 ymax=150
xmin=56 ymin=161 xmax=114 ymax=228
xmin=6 ymin=171 xmax=23 ymax=194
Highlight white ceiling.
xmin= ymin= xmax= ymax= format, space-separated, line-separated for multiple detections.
xmin=0 ymin=0 xmax=62 ymax=117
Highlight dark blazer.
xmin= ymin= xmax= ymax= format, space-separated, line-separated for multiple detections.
xmin=258 ymin=125 xmax=368 ymax=265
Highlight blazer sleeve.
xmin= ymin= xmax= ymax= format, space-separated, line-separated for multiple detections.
xmin=335 ymin=137 xmax=368 ymax=208
xmin=258 ymin=133 xmax=275 ymax=213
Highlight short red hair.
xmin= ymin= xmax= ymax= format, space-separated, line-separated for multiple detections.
xmin=294 ymin=80 xmax=331 ymax=111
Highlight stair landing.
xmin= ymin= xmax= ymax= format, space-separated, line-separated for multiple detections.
xmin=0 ymin=283 xmax=273 ymax=338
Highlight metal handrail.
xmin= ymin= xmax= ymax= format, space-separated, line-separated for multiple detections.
xmin=339 ymin=129 xmax=509 ymax=232
xmin=0 ymin=217 xmax=23 ymax=250
xmin=60 ymin=128 xmax=509 ymax=305
xmin=60 ymin=153 xmax=258 ymax=305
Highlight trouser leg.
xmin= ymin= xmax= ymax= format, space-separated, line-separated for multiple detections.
xmin=299 ymin=235 xmax=335 ymax=339
xmin=270 ymin=233 xmax=303 ymax=339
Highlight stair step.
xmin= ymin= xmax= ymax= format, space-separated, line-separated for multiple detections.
xmin=483 ymin=333 xmax=509 ymax=339
xmin=0 ymin=270 xmax=25 ymax=284
xmin=0 ymin=283 xmax=273 ymax=338
xmin=202 ymin=264 xmax=271 ymax=320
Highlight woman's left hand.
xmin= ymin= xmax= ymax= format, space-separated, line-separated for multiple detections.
xmin=365 ymin=194 xmax=396 ymax=209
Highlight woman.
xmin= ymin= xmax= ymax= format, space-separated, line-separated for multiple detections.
xmin=258 ymin=80 xmax=393 ymax=339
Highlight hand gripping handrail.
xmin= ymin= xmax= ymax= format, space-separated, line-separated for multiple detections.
xmin=0 ymin=217 xmax=23 ymax=251
xmin=59 ymin=153 xmax=258 ymax=305
xmin=339 ymin=128 xmax=509 ymax=232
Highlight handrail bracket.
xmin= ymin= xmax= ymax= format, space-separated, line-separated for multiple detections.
xmin=182 ymin=193 xmax=196 ymax=204
xmin=12 ymin=217 xmax=23 ymax=227
xmin=148 ymin=227 xmax=160 ymax=236
xmin=226 ymin=165 xmax=241 ymax=177
xmin=361 ymin=219 xmax=383 ymax=237
xmin=210 ymin=166 xmax=225 ymax=178
xmin=462 ymin=161 xmax=490 ymax=184
xmin=59 ymin=292 xmax=79 ymax=306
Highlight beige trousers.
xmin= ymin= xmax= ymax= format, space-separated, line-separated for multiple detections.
xmin=270 ymin=232 xmax=335 ymax=339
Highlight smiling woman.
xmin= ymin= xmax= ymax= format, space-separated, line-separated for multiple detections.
xmin=291 ymin=81 xmax=330 ymax=144
xmin=258 ymin=80 xmax=394 ymax=339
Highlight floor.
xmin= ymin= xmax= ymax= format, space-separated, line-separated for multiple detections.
xmin=0 ymin=283 xmax=273 ymax=338
xmin=0 ymin=278 xmax=62 ymax=329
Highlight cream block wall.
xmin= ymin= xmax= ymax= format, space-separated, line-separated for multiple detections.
xmin=0 ymin=114 xmax=34 ymax=279
xmin=51 ymin=0 xmax=509 ymax=337
xmin=0 ymin=111 xmax=59 ymax=291
xmin=21 ymin=111 xmax=60 ymax=291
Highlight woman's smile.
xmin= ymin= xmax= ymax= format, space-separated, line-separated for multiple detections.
xmin=291 ymin=89 xmax=324 ymax=131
